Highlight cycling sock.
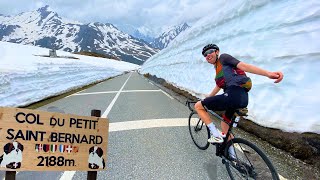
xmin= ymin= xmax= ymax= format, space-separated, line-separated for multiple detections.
xmin=229 ymin=146 xmax=236 ymax=158
xmin=207 ymin=122 xmax=220 ymax=137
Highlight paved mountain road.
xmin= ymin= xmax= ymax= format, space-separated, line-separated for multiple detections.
xmin=2 ymin=72 xmax=306 ymax=179
xmin=3 ymin=72 xmax=231 ymax=180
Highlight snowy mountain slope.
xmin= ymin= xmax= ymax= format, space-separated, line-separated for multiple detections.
xmin=117 ymin=23 xmax=191 ymax=49
xmin=132 ymin=29 xmax=154 ymax=43
xmin=151 ymin=23 xmax=190 ymax=49
xmin=0 ymin=41 xmax=139 ymax=107
xmin=0 ymin=5 xmax=158 ymax=65
xmin=115 ymin=24 xmax=156 ymax=43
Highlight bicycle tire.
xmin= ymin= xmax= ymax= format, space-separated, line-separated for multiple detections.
xmin=188 ymin=112 xmax=210 ymax=150
xmin=224 ymin=138 xmax=280 ymax=180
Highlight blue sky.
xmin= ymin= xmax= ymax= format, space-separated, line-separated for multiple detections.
xmin=0 ymin=0 xmax=215 ymax=36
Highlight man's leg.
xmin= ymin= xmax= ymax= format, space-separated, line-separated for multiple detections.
xmin=194 ymin=101 xmax=212 ymax=125
xmin=221 ymin=110 xmax=236 ymax=158
xmin=221 ymin=121 xmax=234 ymax=141
xmin=221 ymin=110 xmax=235 ymax=141
xmin=195 ymin=101 xmax=223 ymax=143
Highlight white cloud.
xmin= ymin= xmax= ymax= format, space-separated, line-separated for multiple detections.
xmin=0 ymin=0 xmax=217 ymax=35
xmin=35 ymin=2 xmax=45 ymax=9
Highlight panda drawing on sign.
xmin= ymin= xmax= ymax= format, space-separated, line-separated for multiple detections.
xmin=88 ymin=146 xmax=105 ymax=169
xmin=0 ymin=141 xmax=24 ymax=169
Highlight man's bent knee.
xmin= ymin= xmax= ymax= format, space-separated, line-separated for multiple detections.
xmin=194 ymin=101 xmax=205 ymax=111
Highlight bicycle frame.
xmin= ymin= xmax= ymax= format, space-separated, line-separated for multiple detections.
xmin=209 ymin=109 xmax=237 ymax=158
xmin=186 ymin=100 xmax=237 ymax=157
xmin=187 ymin=100 xmax=280 ymax=179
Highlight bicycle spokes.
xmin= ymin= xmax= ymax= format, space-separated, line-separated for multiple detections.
xmin=194 ymin=120 xmax=205 ymax=132
xmin=226 ymin=140 xmax=277 ymax=179
xmin=188 ymin=113 xmax=210 ymax=150
xmin=230 ymin=158 xmax=256 ymax=178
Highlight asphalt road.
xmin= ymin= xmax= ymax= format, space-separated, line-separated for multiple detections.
xmin=1 ymin=72 xmax=311 ymax=180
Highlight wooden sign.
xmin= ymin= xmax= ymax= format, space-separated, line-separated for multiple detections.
xmin=0 ymin=107 xmax=109 ymax=171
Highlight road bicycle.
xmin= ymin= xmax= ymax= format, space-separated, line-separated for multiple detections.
xmin=186 ymin=100 xmax=280 ymax=180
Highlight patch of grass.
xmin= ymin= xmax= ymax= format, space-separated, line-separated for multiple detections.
xmin=33 ymin=54 xmax=79 ymax=59
xmin=74 ymin=51 xmax=120 ymax=61
xmin=143 ymin=73 xmax=151 ymax=78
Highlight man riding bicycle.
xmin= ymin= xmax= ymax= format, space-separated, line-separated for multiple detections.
xmin=194 ymin=44 xmax=283 ymax=156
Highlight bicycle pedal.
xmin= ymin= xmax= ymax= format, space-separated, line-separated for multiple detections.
xmin=210 ymin=142 xmax=223 ymax=145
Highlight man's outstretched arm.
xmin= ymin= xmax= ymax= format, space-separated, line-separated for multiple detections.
xmin=237 ymin=62 xmax=284 ymax=83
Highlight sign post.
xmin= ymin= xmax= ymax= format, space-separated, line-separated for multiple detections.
xmin=87 ymin=109 xmax=101 ymax=180
xmin=0 ymin=107 xmax=109 ymax=172
xmin=5 ymin=171 xmax=15 ymax=180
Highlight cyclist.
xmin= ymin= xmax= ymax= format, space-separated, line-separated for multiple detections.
xmin=194 ymin=44 xmax=283 ymax=155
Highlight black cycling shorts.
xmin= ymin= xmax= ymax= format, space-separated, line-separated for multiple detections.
xmin=201 ymin=86 xmax=248 ymax=121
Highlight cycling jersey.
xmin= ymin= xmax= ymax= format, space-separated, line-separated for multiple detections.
xmin=215 ymin=54 xmax=252 ymax=92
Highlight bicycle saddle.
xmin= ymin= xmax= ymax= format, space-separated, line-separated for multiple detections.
xmin=235 ymin=108 xmax=248 ymax=116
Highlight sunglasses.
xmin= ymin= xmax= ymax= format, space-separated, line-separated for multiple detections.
xmin=203 ymin=49 xmax=216 ymax=57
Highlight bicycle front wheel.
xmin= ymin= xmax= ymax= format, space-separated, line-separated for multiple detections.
xmin=188 ymin=112 xmax=210 ymax=150
xmin=224 ymin=138 xmax=280 ymax=180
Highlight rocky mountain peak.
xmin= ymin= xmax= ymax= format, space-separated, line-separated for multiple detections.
xmin=151 ymin=23 xmax=191 ymax=49
xmin=0 ymin=6 xmax=159 ymax=65
xmin=37 ymin=5 xmax=50 ymax=13
xmin=36 ymin=5 xmax=59 ymax=20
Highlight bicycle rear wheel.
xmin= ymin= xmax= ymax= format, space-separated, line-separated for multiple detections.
xmin=224 ymin=138 xmax=280 ymax=180
xmin=188 ymin=112 xmax=210 ymax=150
